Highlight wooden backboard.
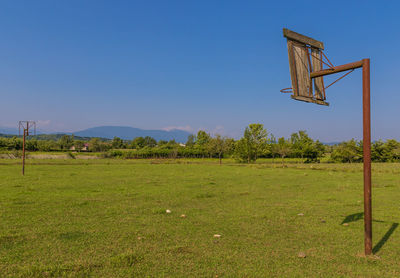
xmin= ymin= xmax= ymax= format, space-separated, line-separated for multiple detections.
xmin=283 ymin=28 xmax=328 ymax=106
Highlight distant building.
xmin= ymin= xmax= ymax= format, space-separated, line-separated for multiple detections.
xmin=70 ymin=143 xmax=89 ymax=151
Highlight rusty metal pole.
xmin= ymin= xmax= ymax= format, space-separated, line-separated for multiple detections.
xmin=22 ymin=129 xmax=26 ymax=176
xmin=362 ymin=58 xmax=372 ymax=255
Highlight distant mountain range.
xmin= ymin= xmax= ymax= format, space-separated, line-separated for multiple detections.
xmin=0 ymin=133 xmax=110 ymax=142
xmin=0 ymin=125 xmax=191 ymax=143
xmin=73 ymin=126 xmax=191 ymax=142
xmin=0 ymin=127 xmax=19 ymax=135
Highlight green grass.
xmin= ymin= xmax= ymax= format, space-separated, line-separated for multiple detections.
xmin=1 ymin=159 xmax=400 ymax=277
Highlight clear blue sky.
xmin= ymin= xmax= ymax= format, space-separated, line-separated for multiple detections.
xmin=1 ymin=0 xmax=399 ymax=141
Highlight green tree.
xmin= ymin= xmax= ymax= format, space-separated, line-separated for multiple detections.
xmin=309 ymin=140 xmax=325 ymax=162
xmin=234 ymin=124 xmax=268 ymax=163
xmin=58 ymin=135 xmax=74 ymax=150
xmin=331 ymin=139 xmax=362 ymax=163
xmin=392 ymin=145 xmax=400 ymax=161
xmin=167 ymin=139 xmax=178 ymax=148
xmin=143 ymin=136 xmax=157 ymax=148
xmin=290 ymin=131 xmax=325 ymax=163
xmin=74 ymin=140 xmax=85 ymax=152
xmin=131 ymin=137 xmax=145 ymax=149
xmin=26 ymin=139 xmax=39 ymax=151
xmin=196 ymin=130 xmax=211 ymax=146
xmin=382 ymin=139 xmax=400 ymax=162
xmin=224 ymin=138 xmax=236 ymax=156
xmin=371 ymin=140 xmax=385 ymax=161
xmin=208 ymin=134 xmax=230 ymax=165
xmin=186 ymin=134 xmax=196 ymax=147
xmin=111 ymin=137 xmax=124 ymax=149
xmin=234 ymin=138 xmax=252 ymax=163
xmin=275 ymin=137 xmax=292 ymax=165
xmin=195 ymin=130 xmax=211 ymax=157
xmin=89 ymin=138 xmax=102 ymax=152
xmin=291 ymin=131 xmax=312 ymax=161
xmin=37 ymin=140 xmax=54 ymax=151
xmin=157 ymin=140 xmax=168 ymax=146
xmin=247 ymin=124 xmax=268 ymax=160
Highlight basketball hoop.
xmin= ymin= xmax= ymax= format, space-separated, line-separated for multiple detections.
xmin=280 ymin=87 xmax=293 ymax=93
xmin=280 ymin=27 xmax=373 ymax=256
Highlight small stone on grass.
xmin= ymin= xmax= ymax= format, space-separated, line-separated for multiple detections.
xmin=298 ymin=252 xmax=306 ymax=258
xmin=213 ymin=234 xmax=221 ymax=238
xmin=166 ymin=209 xmax=171 ymax=214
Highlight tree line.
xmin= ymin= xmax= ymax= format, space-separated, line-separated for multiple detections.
xmin=1 ymin=123 xmax=400 ymax=163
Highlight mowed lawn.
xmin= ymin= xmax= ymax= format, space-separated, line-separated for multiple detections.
xmin=1 ymin=159 xmax=400 ymax=277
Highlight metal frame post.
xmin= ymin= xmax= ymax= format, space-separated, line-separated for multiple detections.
xmin=362 ymin=58 xmax=372 ymax=255
xmin=19 ymin=121 xmax=35 ymax=176
xmin=307 ymin=59 xmax=372 ymax=255
xmin=22 ymin=129 xmax=26 ymax=176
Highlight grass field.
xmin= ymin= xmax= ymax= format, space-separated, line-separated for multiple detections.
xmin=1 ymin=159 xmax=400 ymax=277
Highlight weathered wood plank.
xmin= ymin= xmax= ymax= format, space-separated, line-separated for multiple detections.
xmin=291 ymin=95 xmax=329 ymax=106
xmin=287 ymin=41 xmax=299 ymax=96
xmin=311 ymin=48 xmax=325 ymax=100
xmin=283 ymin=28 xmax=324 ymax=50
xmin=292 ymin=43 xmax=311 ymax=97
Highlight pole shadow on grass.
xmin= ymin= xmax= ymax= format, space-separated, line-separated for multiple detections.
xmin=341 ymin=212 xmax=364 ymax=225
xmin=341 ymin=212 xmax=399 ymax=254
xmin=372 ymin=222 xmax=399 ymax=254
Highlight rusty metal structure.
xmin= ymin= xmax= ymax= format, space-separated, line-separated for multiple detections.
xmin=19 ymin=121 xmax=36 ymax=175
xmin=281 ymin=28 xmax=372 ymax=255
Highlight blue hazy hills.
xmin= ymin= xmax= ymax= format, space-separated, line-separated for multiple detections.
xmin=73 ymin=126 xmax=191 ymax=142
xmin=0 ymin=126 xmax=191 ymax=143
